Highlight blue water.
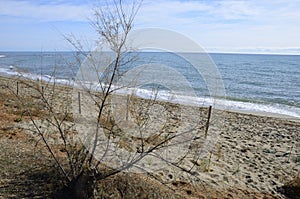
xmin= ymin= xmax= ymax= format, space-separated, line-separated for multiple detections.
xmin=0 ymin=51 xmax=299 ymax=118
xmin=212 ymin=53 xmax=300 ymax=107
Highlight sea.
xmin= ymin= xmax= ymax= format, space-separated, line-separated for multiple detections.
xmin=0 ymin=51 xmax=299 ymax=119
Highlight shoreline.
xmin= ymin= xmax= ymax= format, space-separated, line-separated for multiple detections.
xmin=223 ymin=108 xmax=300 ymax=123
xmin=0 ymin=72 xmax=299 ymax=122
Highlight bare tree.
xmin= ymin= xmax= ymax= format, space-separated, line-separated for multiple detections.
xmin=7 ymin=1 xmax=216 ymax=198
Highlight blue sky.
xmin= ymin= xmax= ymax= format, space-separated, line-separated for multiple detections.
xmin=1 ymin=0 xmax=300 ymax=54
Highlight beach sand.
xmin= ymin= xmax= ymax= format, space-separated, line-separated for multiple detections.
xmin=0 ymin=75 xmax=299 ymax=198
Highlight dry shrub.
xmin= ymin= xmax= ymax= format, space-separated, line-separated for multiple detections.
xmin=95 ymin=172 xmax=181 ymax=199
xmin=279 ymin=176 xmax=300 ymax=199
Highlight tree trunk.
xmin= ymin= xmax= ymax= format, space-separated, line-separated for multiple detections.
xmin=54 ymin=170 xmax=96 ymax=199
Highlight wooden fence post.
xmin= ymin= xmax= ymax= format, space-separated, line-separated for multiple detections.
xmin=126 ymin=95 xmax=129 ymax=121
xmin=205 ymin=106 xmax=212 ymax=138
xmin=78 ymin=92 xmax=81 ymax=114
xmin=17 ymin=81 xmax=19 ymax=96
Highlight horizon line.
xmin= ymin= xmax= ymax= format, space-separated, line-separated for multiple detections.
xmin=1 ymin=50 xmax=300 ymax=56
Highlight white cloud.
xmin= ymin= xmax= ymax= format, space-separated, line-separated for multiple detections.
xmin=0 ymin=0 xmax=300 ymax=53
xmin=208 ymin=1 xmax=261 ymax=20
xmin=0 ymin=0 xmax=91 ymax=22
xmin=137 ymin=0 xmax=300 ymax=27
xmin=137 ymin=0 xmax=261 ymax=26
xmin=133 ymin=0 xmax=300 ymax=54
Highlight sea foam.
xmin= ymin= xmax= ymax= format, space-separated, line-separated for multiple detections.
xmin=1 ymin=67 xmax=299 ymax=119
xmin=133 ymin=88 xmax=300 ymax=118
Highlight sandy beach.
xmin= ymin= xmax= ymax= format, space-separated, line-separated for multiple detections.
xmin=0 ymin=75 xmax=299 ymax=198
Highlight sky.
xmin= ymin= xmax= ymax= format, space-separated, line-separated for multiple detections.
xmin=0 ymin=0 xmax=300 ymax=54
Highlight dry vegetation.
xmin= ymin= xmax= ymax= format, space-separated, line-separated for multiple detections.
xmin=1 ymin=76 xmax=298 ymax=198
xmin=279 ymin=175 xmax=300 ymax=199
